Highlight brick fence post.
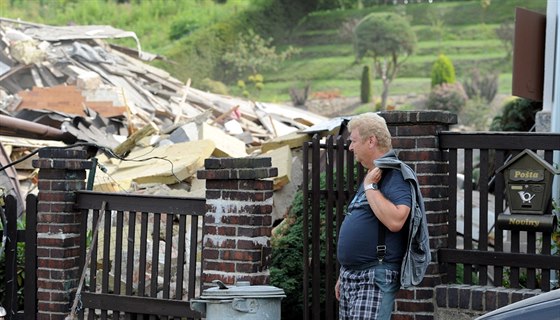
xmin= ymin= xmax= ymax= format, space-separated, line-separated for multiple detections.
xmin=379 ymin=110 xmax=457 ymax=320
xmin=197 ymin=157 xmax=278 ymax=287
xmin=32 ymin=147 xmax=92 ymax=320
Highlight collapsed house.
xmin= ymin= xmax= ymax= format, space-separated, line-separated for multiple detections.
xmin=0 ymin=18 xmax=330 ymax=222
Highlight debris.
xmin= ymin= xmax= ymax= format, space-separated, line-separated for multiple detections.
xmin=0 ymin=18 xmax=328 ymax=205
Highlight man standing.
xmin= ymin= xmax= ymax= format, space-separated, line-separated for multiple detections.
xmin=335 ymin=112 xmax=412 ymax=320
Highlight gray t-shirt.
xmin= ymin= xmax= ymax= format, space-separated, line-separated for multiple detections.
xmin=337 ymin=169 xmax=411 ymax=269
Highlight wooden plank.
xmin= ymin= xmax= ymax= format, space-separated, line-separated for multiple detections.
xmin=138 ymin=213 xmax=148 ymax=296
xmin=479 ymin=149 xmax=489 ymax=285
xmin=176 ymin=214 xmax=187 ymax=299
xmin=30 ymin=67 xmax=44 ymax=87
xmin=24 ymin=195 xmax=37 ymax=318
xmin=302 ymin=142 xmax=310 ymax=320
xmin=258 ymin=145 xmax=291 ymax=190
xmin=438 ymin=248 xmax=560 ymax=269
xmin=95 ymin=139 xmax=216 ymax=190
xmin=311 ymin=135 xmax=321 ymax=320
xmin=463 ymin=149 xmax=473 ymax=283
xmin=101 ymin=209 xmax=111 ymax=318
xmin=447 ymin=149 xmax=458 ymax=283
xmin=493 ymin=151 xmax=505 ymax=285
xmin=36 ymin=63 xmax=60 ymax=86
xmin=113 ymin=122 xmax=158 ymax=156
xmin=80 ymin=293 xmax=201 ymax=318
xmin=5 ymin=196 xmax=18 ymax=315
xmin=113 ymin=212 xmax=124 ymax=297
xmin=439 ymin=132 xmax=560 ymax=150
xmin=125 ymin=212 xmax=136 ymax=296
xmin=75 ymin=190 xmax=206 ymax=215
xmin=325 ymin=136 xmax=335 ymax=320
xmin=86 ymin=209 xmax=98 ymax=320
xmin=261 ymin=131 xmax=312 ymax=153
xmin=200 ymin=123 xmax=248 ymax=158
xmin=150 ymin=213 xmax=160 ymax=297
xmin=188 ymin=214 xmax=201 ymax=299
xmin=163 ymin=213 xmax=173 ymax=298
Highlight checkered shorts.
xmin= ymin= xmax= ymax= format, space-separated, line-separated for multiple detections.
xmin=338 ymin=264 xmax=400 ymax=320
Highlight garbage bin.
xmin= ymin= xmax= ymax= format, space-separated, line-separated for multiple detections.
xmin=190 ymin=280 xmax=286 ymax=320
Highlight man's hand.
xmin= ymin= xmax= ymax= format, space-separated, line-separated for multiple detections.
xmin=365 ymin=167 xmax=382 ymax=185
xmin=335 ymin=278 xmax=340 ymax=301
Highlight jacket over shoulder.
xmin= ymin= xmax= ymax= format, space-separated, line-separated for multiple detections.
xmin=375 ymin=150 xmax=431 ymax=288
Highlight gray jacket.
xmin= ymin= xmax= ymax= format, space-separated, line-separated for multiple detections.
xmin=375 ymin=150 xmax=431 ymax=288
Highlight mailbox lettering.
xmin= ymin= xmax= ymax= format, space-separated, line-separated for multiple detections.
xmin=508 ymin=217 xmax=540 ymax=228
xmin=510 ymin=169 xmax=543 ymax=181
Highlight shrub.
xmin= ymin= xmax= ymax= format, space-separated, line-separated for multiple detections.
xmin=169 ymin=17 xmax=199 ymax=40
xmin=0 ymin=218 xmax=25 ymax=309
xmin=360 ymin=65 xmax=372 ymax=103
xmin=460 ymin=96 xmax=492 ymax=130
xmin=289 ymin=84 xmax=311 ymax=106
xmin=271 ymin=192 xmax=306 ymax=319
xmin=463 ymin=68 xmax=498 ymax=103
xmin=426 ymin=82 xmax=467 ymax=113
xmin=198 ymin=78 xmax=229 ymax=95
xmin=271 ymin=171 xmax=336 ymax=319
xmin=431 ymin=54 xmax=456 ymax=87
xmin=490 ymin=97 xmax=542 ymax=131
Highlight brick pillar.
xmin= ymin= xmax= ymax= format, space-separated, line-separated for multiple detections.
xmin=380 ymin=110 xmax=458 ymax=320
xmin=32 ymin=148 xmax=92 ymax=320
xmin=197 ymin=157 xmax=278 ymax=287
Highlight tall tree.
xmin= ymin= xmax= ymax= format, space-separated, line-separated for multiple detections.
xmin=353 ymin=12 xmax=416 ymax=110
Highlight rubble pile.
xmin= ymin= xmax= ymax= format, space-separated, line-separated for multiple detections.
xmin=0 ymin=18 xmax=341 ymax=300
xmin=0 ymin=18 xmax=330 ymax=220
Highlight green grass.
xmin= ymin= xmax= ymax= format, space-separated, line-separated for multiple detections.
xmin=258 ymin=77 xmax=432 ymax=102
xmin=1 ymin=0 xmax=546 ymax=111
xmin=256 ymin=0 xmax=546 ymax=105
xmin=0 ymin=0 xmax=252 ymax=53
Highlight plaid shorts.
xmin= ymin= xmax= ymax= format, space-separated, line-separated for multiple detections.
xmin=338 ymin=264 xmax=400 ymax=320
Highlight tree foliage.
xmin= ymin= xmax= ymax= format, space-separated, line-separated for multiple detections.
xmin=431 ymin=53 xmax=456 ymax=87
xmin=360 ymin=65 xmax=372 ymax=103
xmin=495 ymin=22 xmax=514 ymax=59
xmin=353 ymin=12 xmax=416 ymax=110
xmin=222 ymin=29 xmax=300 ymax=79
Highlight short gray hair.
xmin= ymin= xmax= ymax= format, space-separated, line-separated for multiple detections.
xmin=347 ymin=112 xmax=392 ymax=151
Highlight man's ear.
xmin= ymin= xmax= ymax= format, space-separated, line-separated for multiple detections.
xmin=369 ymin=135 xmax=377 ymax=148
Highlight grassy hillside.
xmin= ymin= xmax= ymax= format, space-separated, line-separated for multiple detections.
xmin=1 ymin=0 xmax=549 ymax=111
xmin=253 ymin=0 xmax=547 ymax=104
xmin=0 ymin=0 xmax=253 ymax=53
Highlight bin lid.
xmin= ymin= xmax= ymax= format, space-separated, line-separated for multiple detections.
xmin=199 ymin=281 xmax=286 ymax=299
